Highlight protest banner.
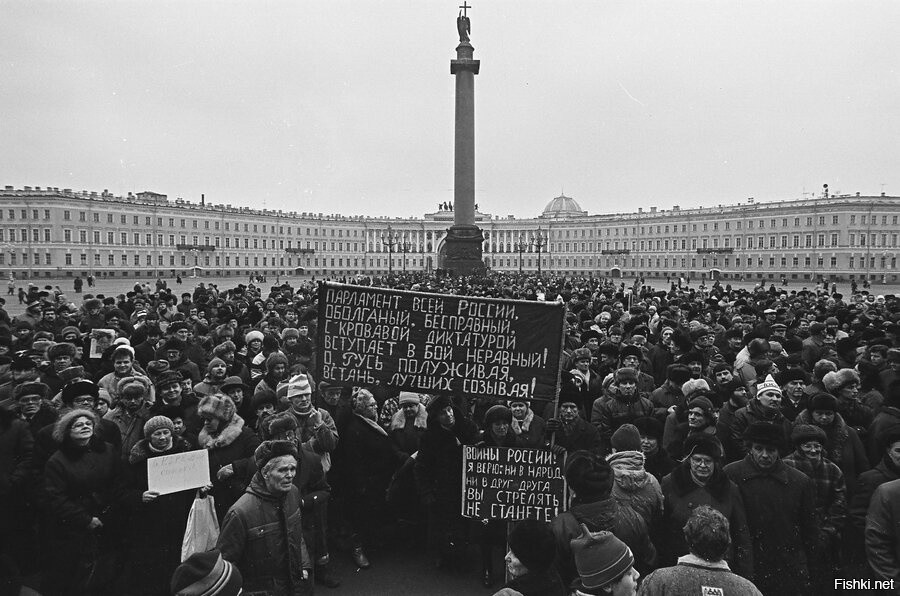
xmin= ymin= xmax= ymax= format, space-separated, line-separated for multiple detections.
xmin=147 ymin=449 xmax=211 ymax=495
xmin=461 ymin=445 xmax=567 ymax=523
xmin=316 ymin=282 xmax=565 ymax=402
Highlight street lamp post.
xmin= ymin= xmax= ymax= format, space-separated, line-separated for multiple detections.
xmin=532 ymin=228 xmax=547 ymax=276
xmin=514 ymin=235 xmax=530 ymax=274
xmin=400 ymin=241 xmax=412 ymax=273
xmin=381 ymin=225 xmax=400 ymax=275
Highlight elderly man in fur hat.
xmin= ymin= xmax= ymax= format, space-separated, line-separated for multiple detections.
xmin=217 ymin=440 xmax=313 ymax=595
xmin=41 ymin=342 xmax=78 ymax=395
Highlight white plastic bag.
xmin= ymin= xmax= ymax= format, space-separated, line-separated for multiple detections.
xmin=181 ymin=492 xmax=220 ymax=562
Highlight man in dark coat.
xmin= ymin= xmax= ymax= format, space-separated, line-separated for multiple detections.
xmin=414 ymin=394 xmax=478 ymax=569
xmin=724 ymin=422 xmax=819 ymax=596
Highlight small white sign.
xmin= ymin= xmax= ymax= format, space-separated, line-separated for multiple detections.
xmin=147 ymin=449 xmax=211 ymax=495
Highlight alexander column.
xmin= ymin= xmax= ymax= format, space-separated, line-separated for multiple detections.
xmin=442 ymin=2 xmax=484 ymax=275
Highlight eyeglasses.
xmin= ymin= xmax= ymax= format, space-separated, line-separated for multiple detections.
xmin=690 ymin=456 xmax=714 ymax=467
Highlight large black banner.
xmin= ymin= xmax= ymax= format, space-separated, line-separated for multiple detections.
xmin=316 ymin=282 xmax=565 ymax=401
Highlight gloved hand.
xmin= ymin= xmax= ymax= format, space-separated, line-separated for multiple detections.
xmin=545 ymin=418 xmax=561 ymax=433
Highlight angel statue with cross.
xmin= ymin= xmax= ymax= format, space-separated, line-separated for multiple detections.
xmin=457 ymin=2 xmax=471 ymax=43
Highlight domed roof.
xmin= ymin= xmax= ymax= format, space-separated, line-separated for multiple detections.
xmin=540 ymin=194 xmax=587 ymax=219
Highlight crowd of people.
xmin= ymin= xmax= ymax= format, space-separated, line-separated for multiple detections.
xmin=0 ymin=271 xmax=899 ymax=596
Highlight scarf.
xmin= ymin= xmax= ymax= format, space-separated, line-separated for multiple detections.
xmin=511 ymin=409 xmax=534 ymax=435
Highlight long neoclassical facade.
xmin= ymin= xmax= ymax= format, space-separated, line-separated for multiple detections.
xmin=0 ymin=185 xmax=898 ymax=283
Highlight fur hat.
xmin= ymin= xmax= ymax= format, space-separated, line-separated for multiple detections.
xmin=254 ymin=439 xmax=298 ymax=470
xmin=147 ymin=360 xmax=171 ymax=378
xmin=14 ymin=381 xmax=50 ymax=401
xmin=683 ymin=433 xmax=723 ymax=460
xmin=60 ymin=326 xmax=81 ymax=340
xmin=682 ymin=378 xmax=710 ymax=398
xmin=822 ymin=369 xmax=860 ymax=393
xmin=47 ymin=342 xmax=77 ymax=360
xmin=791 ymin=424 xmax=827 ymax=447
xmin=251 ymin=389 xmax=277 ymax=411
xmin=58 ymin=366 xmax=87 ymax=384
xmin=619 ymin=345 xmax=643 ymax=361
xmin=213 ymin=341 xmax=236 ymax=357
xmin=633 ymin=417 xmax=663 ymax=441
xmin=426 ymin=394 xmax=452 ymax=419
xmin=507 ymin=521 xmax=557 ymax=574
xmin=484 ymin=404 xmax=513 ymax=427
xmin=245 ymin=330 xmax=264 ymax=344
xmin=743 ymin=422 xmax=784 ymax=449
xmin=198 ymin=394 xmax=236 ymax=423
xmin=571 ymin=525 xmax=635 ymax=592
xmin=117 ymin=376 xmax=151 ymax=399
xmin=777 ymin=368 xmax=809 ymax=385
xmin=162 ymin=337 xmax=186 ymax=353
xmin=61 ymin=380 xmax=98 ymax=405
xmin=667 ymin=364 xmax=693 ymax=386
xmin=281 ymin=327 xmax=300 ymax=340
xmin=265 ymin=352 xmax=289 ymax=374
xmin=571 ymin=347 xmax=592 ymax=363
xmin=810 ymin=392 xmax=838 ymax=413
xmin=144 ymin=415 xmax=175 ymax=439
xmin=170 ymin=549 xmax=242 ymax=596
xmin=755 ymin=374 xmax=782 ymax=397
xmin=259 ymin=411 xmax=298 ymax=440
xmin=613 ymin=367 xmax=637 ymax=384
xmin=610 ymin=423 xmax=642 ymax=452
xmin=52 ymin=408 xmax=99 ymax=443
xmin=565 ymin=451 xmax=613 ymax=501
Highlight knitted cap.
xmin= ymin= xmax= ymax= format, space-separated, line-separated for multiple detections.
xmin=610 ymin=424 xmax=642 ymax=452
xmin=254 ymin=439 xmax=299 ymax=470
xmin=508 ymin=521 xmax=557 ymax=574
xmin=170 ymin=549 xmax=242 ymax=596
xmin=207 ymin=357 xmax=226 ymax=374
xmin=571 ymin=525 xmax=635 ymax=591
xmin=755 ymin=374 xmax=782 ymax=397
xmin=144 ymin=415 xmax=175 ymax=439
xmin=283 ymin=374 xmax=311 ymax=398
xmin=791 ymin=424 xmax=827 ymax=447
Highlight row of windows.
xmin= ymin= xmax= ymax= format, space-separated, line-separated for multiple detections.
xmin=485 ymin=254 xmax=898 ymax=271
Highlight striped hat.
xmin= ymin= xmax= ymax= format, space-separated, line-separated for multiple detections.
xmin=571 ymin=524 xmax=634 ymax=592
xmin=755 ymin=374 xmax=782 ymax=397
xmin=170 ymin=549 xmax=242 ymax=596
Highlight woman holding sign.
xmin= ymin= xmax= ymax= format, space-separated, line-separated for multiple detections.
xmin=126 ymin=415 xmax=196 ymax=595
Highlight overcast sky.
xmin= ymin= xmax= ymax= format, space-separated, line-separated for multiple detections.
xmin=2 ymin=1 xmax=898 ymax=219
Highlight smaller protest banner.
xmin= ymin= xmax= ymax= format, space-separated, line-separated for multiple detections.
xmin=147 ymin=449 xmax=211 ymax=495
xmin=461 ymin=445 xmax=567 ymax=523
xmin=89 ymin=329 xmax=116 ymax=359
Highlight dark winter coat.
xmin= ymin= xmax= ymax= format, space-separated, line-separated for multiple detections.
xmin=550 ymin=497 xmax=656 ymax=588
xmin=551 ymin=416 xmax=603 ymax=455
xmin=127 ymin=438 xmax=196 ymax=596
xmin=867 ymin=405 xmax=900 ymax=466
xmin=660 ymin=464 xmax=754 ymax=579
xmin=643 ymin=447 xmax=676 ymax=482
xmin=850 ymin=456 xmax=900 ymax=532
xmin=198 ymin=414 xmax=261 ymax=520
xmin=729 ymin=398 xmax=791 ymax=458
xmin=724 ymin=455 xmax=819 ymax=596
xmin=591 ymin=392 xmax=654 ymax=453
xmin=334 ymin=413 xmax=405 ymax=512
xmin=504 ymin=567 xmax=567 ymax=596
xmin=865 ymin=477 xmax=900 ymax=585
xmin=217 ymin=475 xmax=313 ymax=596
xmin=0 ymin=410 xmax=34 ymax=535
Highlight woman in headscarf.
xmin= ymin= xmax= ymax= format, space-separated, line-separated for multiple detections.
xmin=197 ymin=393 xmax=260 ymax=520
xmin=659 ymin=434 xmax=753 ymax=578
xmin=41 ymin=408 xmax=131 ymax=596
xmin=126 ymin=415 xmax=195 ymax=595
